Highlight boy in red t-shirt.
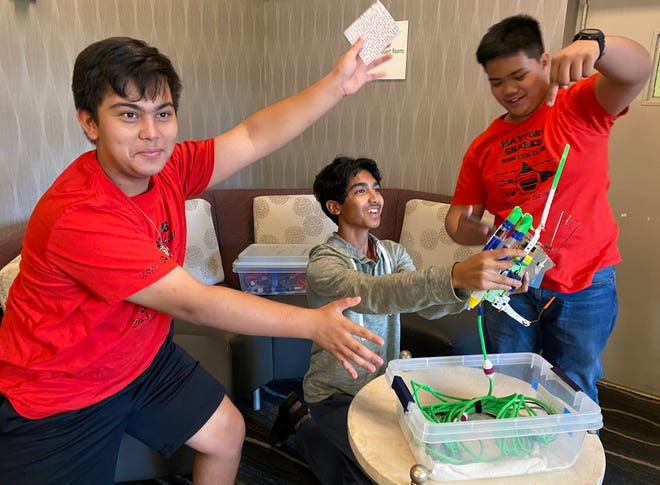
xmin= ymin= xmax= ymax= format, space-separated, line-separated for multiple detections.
xmin=0 ymin=37 xmax=391 ymax=484
xmin=445 ymin=15 xmax=651 ymax=403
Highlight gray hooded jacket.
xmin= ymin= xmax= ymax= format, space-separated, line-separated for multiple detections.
xmin=303 ymin=232 xmax=468 ymax=403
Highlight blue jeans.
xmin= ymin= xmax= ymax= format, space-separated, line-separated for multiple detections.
xmin=483 ymin=266 xmax=617 ymax=403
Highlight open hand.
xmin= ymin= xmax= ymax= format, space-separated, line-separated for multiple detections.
xmin=310 ymin=296 xmax=384 ymax=379
xmin=332 ymin=37 xmax=393 ymax=96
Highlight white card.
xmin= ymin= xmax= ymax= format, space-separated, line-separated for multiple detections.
xmin=344 ymin=1 xmax=399 ymax=65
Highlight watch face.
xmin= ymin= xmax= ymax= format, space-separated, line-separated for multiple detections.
xmin=580 ymin=29 xmax=602 ymax=36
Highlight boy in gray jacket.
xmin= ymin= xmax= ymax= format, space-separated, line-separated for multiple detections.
xmin=270 ymin=156 xmax=527 ymax=484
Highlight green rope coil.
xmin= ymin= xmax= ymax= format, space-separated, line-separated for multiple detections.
xmin=408 ymin=303 xmax=558 ymax=465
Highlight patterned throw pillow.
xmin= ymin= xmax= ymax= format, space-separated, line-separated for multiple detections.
xmin=253 ymin=194 xmax=337 ymax=245
xmin=0 ymin=254 xmax=21 ymax=312
xmin=399 ymin=199 xmax=494 ymax=269
xmin=183 ymin=198 xmax=224 ymax=285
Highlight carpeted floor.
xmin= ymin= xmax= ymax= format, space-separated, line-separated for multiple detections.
xmin=597 ymin=381 xmax=660 ymax=485
xmin=120 ymin=379 xmax=659 ymax=485
xmin=233 ymin=380 xmax=319 ymax=485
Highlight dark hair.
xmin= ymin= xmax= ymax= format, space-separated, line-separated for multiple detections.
xmin=476 ymin=15 xmax=545 ymax=66
xmin=72 ymin=37 xmax=182 ymax=122
xmin=313 ymin=156 xmax=381 ymax=224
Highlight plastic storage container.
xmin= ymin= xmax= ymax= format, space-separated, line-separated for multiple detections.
xmin=232 ymin=243 xmax=313 ymax=295
xmin=386 ymin=353 xmax=602 ymax=481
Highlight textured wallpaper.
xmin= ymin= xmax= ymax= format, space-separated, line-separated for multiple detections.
xmin=0 ymin=0 xmax=569 ymax=237
xmin=255 ymin=0 xmax=570 ymax=195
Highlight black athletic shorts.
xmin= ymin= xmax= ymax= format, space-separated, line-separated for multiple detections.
xmin=0 ymin=329 xmax=225 ymax=485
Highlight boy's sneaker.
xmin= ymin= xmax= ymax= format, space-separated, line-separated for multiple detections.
xmin=269 ymin=391 xmax=308 ymax=447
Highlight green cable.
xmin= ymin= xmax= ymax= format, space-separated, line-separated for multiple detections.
xmin=409 ymin=303 xmax=558 ymax=465
xmin=478 ymin=304 xmax=488 ymax=361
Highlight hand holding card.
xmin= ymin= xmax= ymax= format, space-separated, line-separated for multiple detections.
xmin=344 ymin=1 xmax=399 ymax=65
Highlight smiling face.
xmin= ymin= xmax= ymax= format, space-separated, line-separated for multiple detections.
xmin=77 ymin=82 xmax=178 ymax=196
xmin=328 ymin=169 xmax=384 ymax=247
xmin=485 ymin=51 xmax=550 ymax=123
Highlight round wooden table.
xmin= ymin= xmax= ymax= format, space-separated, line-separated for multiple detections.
xmin=347 ymin=375 xmax=605 ymax=485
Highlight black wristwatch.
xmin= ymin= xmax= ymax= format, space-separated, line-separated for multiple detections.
xmin=573 ymin=28 xmax=605 ymax=60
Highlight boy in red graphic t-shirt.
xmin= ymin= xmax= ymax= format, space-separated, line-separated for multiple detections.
xmin=0 ymin=37 xmax=391 ymax=484
xmin=445 ymin=15 xmax=651 ymax=404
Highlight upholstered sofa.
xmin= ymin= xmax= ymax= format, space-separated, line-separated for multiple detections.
xmin=174 ymin=188 xmax=488 ymax=406
xmin=0 ymin=187 xmax=487 ymax=481
xmin=0 ymin=186 xmax=488 ymax=401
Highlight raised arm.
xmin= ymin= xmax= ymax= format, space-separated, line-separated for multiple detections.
xmin=548 ymin=34 xmax=652 ymax=112
xmin=208 ymin=38 xmax=391 ymax=187
xmin=127 ymin=266 xmax=385 ymax=379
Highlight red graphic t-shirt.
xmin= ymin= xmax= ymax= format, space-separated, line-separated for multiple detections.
xmin=453 ymin=75 xmax=624 ymax=293
xmin=0 ymin=139 xmax=214 ymax=418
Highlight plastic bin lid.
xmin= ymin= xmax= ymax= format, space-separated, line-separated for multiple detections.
xmin=233 ymin=243 xmax=314 ymax=269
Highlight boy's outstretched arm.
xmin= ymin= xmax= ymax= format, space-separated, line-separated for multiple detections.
xmin=209 ymin=38 xmax=392 ymax=187
xmin=127 ymin=266 xmax=385 ymax=379
xmin=548 ymin=35 xmax=652 ymax=111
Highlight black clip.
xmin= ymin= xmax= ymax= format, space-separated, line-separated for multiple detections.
xmin=391 ymin=375 xmax=414 ymax=413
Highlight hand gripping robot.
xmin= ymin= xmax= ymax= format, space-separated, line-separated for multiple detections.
xmin=466 ymin=144 xmax=570 ymax=326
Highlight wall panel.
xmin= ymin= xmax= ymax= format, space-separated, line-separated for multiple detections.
xmin=0 ymin=0 xmax=569 ymax=236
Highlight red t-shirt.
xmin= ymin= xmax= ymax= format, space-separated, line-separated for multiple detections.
xmin=452 ymin=75 xmax=624 ymax=293
xmin=0 ymin=139 xmax=214 ymax=418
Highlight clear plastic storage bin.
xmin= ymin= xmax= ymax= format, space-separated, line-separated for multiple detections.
xmin=386 ymin=353 xmax=602 ymax=481
xmin=232 ymin=243 xmax=313 ymax=295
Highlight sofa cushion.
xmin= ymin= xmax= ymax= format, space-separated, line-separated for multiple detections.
xmin=253 ymin=194 xmax=337 ymax=245
xmin=398 ymin=199 xmax=493 ymax=269
xmin=183 ymin=198 xmax=224 ymax=285
xmin=0 ymin=254 xmax=21 ymax=312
